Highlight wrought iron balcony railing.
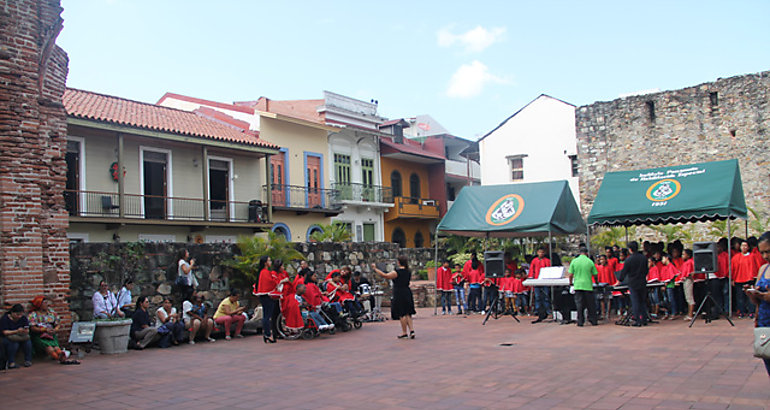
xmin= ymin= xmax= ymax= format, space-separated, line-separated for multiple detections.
xmin=64 ymin=190 xmax=269 ymax=223
xmin=331 ymin=182 xmax=393 ymax=204
xmin=262 ymin=184 xmax=339 ymax=211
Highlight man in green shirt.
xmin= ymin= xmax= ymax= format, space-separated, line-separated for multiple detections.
xmin=568 ymin=246 xmax=599 ymax=326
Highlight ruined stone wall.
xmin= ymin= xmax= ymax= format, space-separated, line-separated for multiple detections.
xmin=576 ymin=71 xmax=770 ymax=224
xmin=0 ymin=0 xmax=70 ymax=328
xmin=68 ymin=242 xmax=446 ymax=321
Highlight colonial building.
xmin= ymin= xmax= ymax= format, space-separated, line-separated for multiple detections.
xmin=477 ymin=94 xmax=580 ymax=207
xmin=64 ymin=88 xmax=280 ymax=243
xmin=159 ymin=91 xmax=394 ymax=242
xmin=378 ymin=120 xmax=446 ymax=248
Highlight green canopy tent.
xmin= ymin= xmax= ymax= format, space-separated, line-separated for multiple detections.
xmin=586 ymin=159 xmax=747 ymax=318
xmin=437 ymin=180 xmax=586 ymax=238
xmin=434 ymin=180 xmax=586 ymax=316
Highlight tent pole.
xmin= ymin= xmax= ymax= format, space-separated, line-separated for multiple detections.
xmin=586 ymin=225 xmax=591 ymax=255
xmin=434 ymin=230 xmax=439 ymax=316
xmin=728 ymin=218 xmax=732 ymax=318
xmin=745 ymin=219 xmax=749 ymax=237
xmin=625 ymin=226 xmax=629 ymax=244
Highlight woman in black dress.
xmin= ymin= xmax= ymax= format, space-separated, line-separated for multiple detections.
xmin=372 ymin=256 xmax=416 ymax=339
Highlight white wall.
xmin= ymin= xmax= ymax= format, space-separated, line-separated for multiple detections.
xmin=479 ymin=95 xmax=580 ymax=207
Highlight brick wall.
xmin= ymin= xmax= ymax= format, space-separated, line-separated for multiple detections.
xmin=576 ymin=71 xmax=770 ymax=221
xmin=0 ymin=0 xmax=70 ymax=329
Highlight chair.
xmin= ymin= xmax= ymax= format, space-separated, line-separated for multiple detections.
xmin=101 ymin=196 xmax=119 ymax=211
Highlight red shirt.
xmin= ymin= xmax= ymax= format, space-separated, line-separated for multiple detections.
xmin=467 ymin=268 xmax=484 ymax=284
xmin=304 ymin=282 xmax=324 ymax=307
xmin=647 ymin=265 xmax=662 ymax=282
xmin=671 ymin=257 xmax=684 ymax=271
xmin=451 ymin=271 xmax=465 ymax=286
xmin=511 ymin=277 xmax=526 ymax=293
xmin=752 ymin=248 xmax=765 ymax=269
xmin=255 ymin=268 xmax=278 ymax=296
xmin=326 ymin=281 xmax=354 ymax=302
xmin=528 ymin=257 xmax=551 ymax=279
xmin=606 ymin=257 xmax=619 ymax=276
xmin=436 ymin=266 xmax=452 ymax=291
xmin=732 ymin=253 xmax=761 ymax=283
xmin=595 ymin=263 xmax=615 ymax=284
xmin=681 ymin=258 xmax=703 ymax=280
xmin=462 ymin=259 xmax=484 ymax=278
xmin=660 ymin=264 xmax=680 ymax=283
xmin=717 ymin=251 xmax=729 ymax=279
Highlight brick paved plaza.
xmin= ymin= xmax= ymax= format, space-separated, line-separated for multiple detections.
xmin=1 ymin=308 xmax=768 ymax=409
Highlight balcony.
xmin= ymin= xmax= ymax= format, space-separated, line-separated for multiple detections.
xmin=331 ymin=182 xmax=393 ymax=207
xmin=262 ymin=184 xmax=342 ymax=216
xmin=384 ymin=196 xmax=440 ymax=222
xmin=65 ymin=190 xmax=271 ymax=228
xmin=445 ymin=158 xmax=480 ymax=182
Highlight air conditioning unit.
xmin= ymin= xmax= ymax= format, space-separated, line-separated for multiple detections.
xmin=421 ymin=199 xmax=435 ymax=206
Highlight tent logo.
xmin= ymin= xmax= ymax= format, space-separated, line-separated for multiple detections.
xmin=646 ymin=178 xmax=681 ymax=202
xmin=486 ymin=194 xmax=525 ymax=226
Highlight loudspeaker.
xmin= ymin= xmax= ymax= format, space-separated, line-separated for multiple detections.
xmin=484 ymin=251 xmax=505 ymax=278
xmin=693 ymin=241 xmax=718 ymax=274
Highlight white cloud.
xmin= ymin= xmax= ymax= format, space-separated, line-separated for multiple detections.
xmin=445 ymin=61 xmax=510 ymax=98
xmin=437 ymin=26 xmax=506 ymax=53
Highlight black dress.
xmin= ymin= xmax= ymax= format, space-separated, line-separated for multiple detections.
xmin=391 ymin=268 xmax=416 ymax=320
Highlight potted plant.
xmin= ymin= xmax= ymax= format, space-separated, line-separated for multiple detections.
xmin=425 ymin=260 xmax=439 ymax=282
xmin=93 ymin=316 xmax=132 ymax=354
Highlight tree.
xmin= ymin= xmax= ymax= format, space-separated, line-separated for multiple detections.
xmin=649 ymin=224 xmax=691 ymax=243
xmin=227 ymin=232 xmax=305 ymax=288
xmin=590 ymin=226 xmax=635 ymax=250
xmin=748 ymin=206 xmax=770 ymax=237
xmin=309 ymin=223 xmax=351 ymax=243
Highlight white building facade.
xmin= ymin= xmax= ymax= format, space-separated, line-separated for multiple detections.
xmin=478 ymin=94 xmax=580 ymax=207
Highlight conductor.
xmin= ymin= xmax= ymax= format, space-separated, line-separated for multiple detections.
xmin=617 ymin=241 xmax=648 ymax=327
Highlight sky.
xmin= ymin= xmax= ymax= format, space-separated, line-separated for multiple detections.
xmin=59 ymin=0 xmax=770 ymax=140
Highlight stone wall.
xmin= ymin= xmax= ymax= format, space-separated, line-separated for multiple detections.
xmin=576 ymin=71 xmax=770 ymax=222
xmin=0 ymin=1 xmax=71 ymax=328
xmin=69 ymin=242 xmax=446 ymax=321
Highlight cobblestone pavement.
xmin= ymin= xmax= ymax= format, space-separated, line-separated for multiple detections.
xmin=1 ymin=308 xmax=768 ymax=409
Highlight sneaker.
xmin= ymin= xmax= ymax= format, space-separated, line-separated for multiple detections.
xmin=188 ymin=340 xmax=196 ymax=345
xmin=441 ymin=311 xmax=446 ymax=315
xmin=225 ymin=335 xmax=232 ymax=341
xmin=448 ymin=311 xmax=453 ymax=315
xmin=235 ymin=334 xmax=244 ymax=339
xmin=683 ymin=316 xmax=693 ymax=321
xmin=23 ymin=361 xmax=32 ymax=367
xmin=207 ymin=337 xmax=216 ymax=342
xmin=63 ymin=350 xmax=71 ymax=359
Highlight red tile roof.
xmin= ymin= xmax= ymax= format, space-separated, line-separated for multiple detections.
xmin=380 ymin=137 xmax=445 ymax=161
xmin=64 ymin=88 xmax=278 ymax=150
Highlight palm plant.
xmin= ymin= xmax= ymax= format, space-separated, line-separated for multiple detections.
xmin=227 ymin=232 xmax=305 ymax=288
xmin=309 ymin=223 xmax=352 ymax=243
xmin=590 ymin=226 xmax=635 ymax=250
xmin=649 ymin=224 xmax=691 ymax=243
xmin=748 ymin=206 xmax=770 ymax=236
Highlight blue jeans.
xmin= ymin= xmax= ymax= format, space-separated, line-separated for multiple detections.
xmin=483 ymin=287 xmax=498 ymax=311
xmin=735 ymin=282 xmax=752 ymax=315
xmin=303 ymin=310 xmax=328 ymax=327
xmin=534 ymin=287 xmax=551 ymax=315
xmin=453 ymin=286 xmax=467 ymax=312
xmin=2 ymin=337 xmax=32 ymax=365
xmin=666 ymin=287 xmax=678 ymax=316
xmin=516 ymin=293 xmax=528 ymax=312
xmin=440 ymin=291 xmax=453 ymax=312
xmin=259 ymin=295 xmax=276 ymax=338
xmin=468 ymin=286 xmax=482 ymax=312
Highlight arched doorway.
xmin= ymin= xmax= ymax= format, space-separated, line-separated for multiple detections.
xmin=307 ymin=224 xmax=324 ymax=241
xmin=414 ymin=231 xmax=424 ymax=248
xmin=272 ymin=223 xmax=291 ymax=241
xmin=409 ymin=173 xmax=420 ymax=204
xmin=391 ymin=171 xmax=402 ymax=197
xmin=391 ymin=228 xmax=406 ymax=248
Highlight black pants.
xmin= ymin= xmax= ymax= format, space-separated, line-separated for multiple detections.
xmin=709 ymin=278 xmax=725 ymax=317
xmin=629 ymin=286 xmax=647 ymax=325
xmin=573 ymin=290 xmax=598 ymax=325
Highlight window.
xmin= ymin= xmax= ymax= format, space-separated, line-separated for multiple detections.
xmin=709 ymin=92 xmax=719 ymax=107
xmin=65 ymin=137 xmax=84 ymax=215
xmin=646 ymin=100 xmax=655 ymax=123
xmin=409 ymin=173 xmax=420 ymax=204
xmin=507 ymin=155 xmax=526 ymax=181
xmin=391 ymin=228 xmax=406 ymax=248
xmin=334 ymin=153 xmax=351 ymax=185
xmin=361 ymin=158 xmax=375 ymax=201
xmin=390 ymin=171 xmax=402 ymax=197
xmin=569 ymin=155 xmax=578 ymax=177
xmin=447 ymin=183 xmax=456 ymax=201
xmin=414 ymin=231 xmax=425 ymax=248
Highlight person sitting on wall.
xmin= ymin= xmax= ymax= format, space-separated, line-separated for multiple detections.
xmin=28 ymin=296 xmax=79 ymax=365
xmin=130 ymin=296 xmax=160 ymax=349
xmin=1 ymin=304 xmax=32 ymax=369
xmin=213 ymin=289 xmax=246 ymax=340
xmin=156 ymin=297 xmax=185 ymax=347
xmin=116 ymin=279 xmax=135 ymax=318
xmin=92 ymin=280 xmax=124 ymax=319
xmin=183 ymin=293 xmax=215 ymax=344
